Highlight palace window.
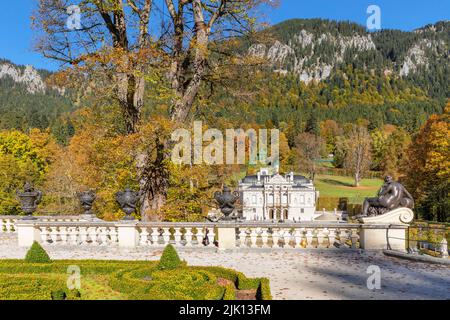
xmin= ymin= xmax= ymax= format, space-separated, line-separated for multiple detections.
xmin=300 ymin=195 xmax=305 ymax=204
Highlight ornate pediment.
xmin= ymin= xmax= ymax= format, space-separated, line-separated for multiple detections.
xmin=267 ymin=174 xmax=287 ymax=184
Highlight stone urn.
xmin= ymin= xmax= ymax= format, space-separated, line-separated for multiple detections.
xmin=116 ymin=188 xmax=141 ymax=221
xmin=16 ymin=182 xmax=42 ymax=220
xmin=77 ymin=190 xmax=96 ymax=216
xmin=214 ymin=185 xmax=239 ymax=221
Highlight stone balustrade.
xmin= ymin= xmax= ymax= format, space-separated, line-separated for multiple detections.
xmin=9 ymin=208 xmax=415 ymax=252
xmin=37 ymin=222 xmax=118 ymax=246
xmin=1 ymin=216 xmax=81 ymax=233
xmin=14 ymin=219 xmax=362 ymax=250
xmin=137 ymin=222 xmax=217 ymax=248
xmin=234 ymin=223 xmax=361 ymax=249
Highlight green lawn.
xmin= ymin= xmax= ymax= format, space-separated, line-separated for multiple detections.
xmin=0 ymin=259 xmax=271 ymax=300
xmin=315 ymin=174 xmax=382 ymax=203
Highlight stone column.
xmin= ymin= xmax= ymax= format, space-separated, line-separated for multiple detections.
xmin=217 ymin=223 xmax=236 ymax=250
xmin=359 ymin=207 xmax=414 ymax=252
xmin=116 ymin=221 xmax=140 ymax=248
xmin=17 ymin=221 xmax=41 ymax=247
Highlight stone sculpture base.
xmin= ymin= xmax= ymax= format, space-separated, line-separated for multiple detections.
xmin=359 ymin=207 xmax=414 ymax=225
xmin=359 ymin=208 xmax=414 ymax=252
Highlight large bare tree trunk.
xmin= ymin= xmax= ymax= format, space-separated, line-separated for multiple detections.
xmin=117 ymin=72 xmax=142 ymax=134
xmin=139 ymin=0 xmax=211 ymax=220
xmin=137 ymin=137 xmax=170 ymax=221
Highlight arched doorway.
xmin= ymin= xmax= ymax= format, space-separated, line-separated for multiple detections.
xmin=269 ymin=209 xmax=274 ymax=220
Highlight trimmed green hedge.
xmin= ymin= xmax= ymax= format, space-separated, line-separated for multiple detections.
xmin=257 ymin=278 xmax=272 ymax=300
xmin=222 ymin=283 xmax=236 ymax=300
xmin=109 ymin=267 xmax=224 ymax=300
xmin=0 ymin=274 xmax=79 ymax=300
xmin=190 ymin=266 xmax=272 ymax=300
xmin=0 ymin=260 xmax=154 ymax=275
xmin=316 ymin=197 xmax=363 ymax=215
xmin=0 ymin=260 xmax=270 ymax=300
xmin=157 ymin=244 xmax=182 ymax=270
xmin=24 ymin=242 xmax=51 ymax=263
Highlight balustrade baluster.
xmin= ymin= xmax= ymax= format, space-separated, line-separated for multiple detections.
xmin=328 ymin=229 xmax=336 ymax=248
xmin=68 ymin=227 xmax=78 ymax=245
xmin=235 ymin=228 xmax=242 ymax=247
xmin=249 ymin=228 xmax=258 ymax=248
xmin=260 ymin=228 xmax=269 ymax=248
xmin=280 ymin=229 xmax=288 ymax=248
xmin=271 ymin=229 xmax=280 ymax=248
xmin=305 ymin=228 xmax=314 ymax=248
xmin=148 ymin=228 xmax=158 ymax=246
xmin=173 ymin=228 xmax=182 ymax=246
xmin=99 ymin=227 xmax=108 ymax=246
xmin=109 ymin=227 xmax=118 ymax=244
xmin=49 ymin=226 xmax=59 ymax=245
xmin=184 ymin=228 xmax=193 ymax=247
xmin=79 ymin=226 xmax=88 ymax=245
xmin=59 ymin=227 xmax=68 ymax=245
xmin=292 ymin=229 xmax=301 ymax=248
xmin=162 ymin=227 xmax=171 ymax=245
xmin=338 ymin=229 xmax=348 ymax=247
xmin=140 ymin=227 xmax=149 ymax=246
xmin=243 ymin=228 xmax=250 ymax=247
xmin=298 ymin=228 xmax=307 ymax=248
xmin=196 ymin=228 xmax=205 ymax=247
xmin=206 ymin=227 xmax=216 ymax=247
xmin=5 ymin=220 xmax=12 ymax=233
xmin=40 ymin=226 xmax=49 ymax=245
xmin=317 ymin=228 xmax=327 ymax=248
xmin=89 ymin=227 xmax=99 ymax=245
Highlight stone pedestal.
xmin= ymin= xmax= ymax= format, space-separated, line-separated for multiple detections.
xmin=117 ymin=221 xmax=139 ymax=248
xmin=359 ymin=208 xmax=413 ymax=252
xmin=17 ymin=221 xmax=41 ymax=247
xmin=359 ymin=224 xmax=408 ymax=251
xmin=217 ymin=224 xmax=236 ymax=250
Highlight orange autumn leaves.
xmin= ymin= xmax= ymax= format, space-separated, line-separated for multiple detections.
xmin=402 ymin=102 xmax=450 ymax=221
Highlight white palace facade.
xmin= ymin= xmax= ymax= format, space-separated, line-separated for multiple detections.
xmin=239 ymin=168 xmax=320 ymax=222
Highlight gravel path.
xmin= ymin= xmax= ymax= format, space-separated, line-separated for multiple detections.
xmin=1 ymin=234 xmax=449 ymax=300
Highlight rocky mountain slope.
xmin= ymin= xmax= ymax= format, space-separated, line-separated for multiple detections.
xmin=0 ymin=59 xmax=73 ymax=133
xmin=248 ymin=19 xmax=449 ymax=93
xmin=0 ymin=62 xmax=46 ymax=94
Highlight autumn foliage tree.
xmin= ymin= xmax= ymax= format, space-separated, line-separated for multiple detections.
xmin=402 ymin=103 xmax=450 ymax=222
xmin=337 ymin=125 xmax=372 ymax=187
xmin=33 ymin=0 xmax=274 ymax=220
xmin=294 ymin=132 xmax=325 ymax=181
xmin=0 ymin=129 xmax=59 ymax=214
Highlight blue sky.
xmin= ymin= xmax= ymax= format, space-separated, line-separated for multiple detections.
xmin=0 ymin=0 xmax=449 ymax=71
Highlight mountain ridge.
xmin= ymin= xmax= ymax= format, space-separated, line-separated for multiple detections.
xmin=248 ymin=19 xmax=449 ymax=87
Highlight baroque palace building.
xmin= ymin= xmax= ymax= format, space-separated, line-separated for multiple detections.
xmin=239 ymin=168 xmax=320 ymax=222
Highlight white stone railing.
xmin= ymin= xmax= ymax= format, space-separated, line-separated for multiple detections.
xmin=13 ymin=208 xmax=416 ymax=251
xmin=14 ymin=219 xmax=362 ymax=250
xmin=1 ymin=216 xmax=81 ymax=233
xmin=234 ymin=223 xmax=361 ymax=249
xmin=137 ymin=222 xmax=217 ymax=248
xmin=36 ymin=222 xmax=118 ymax=246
